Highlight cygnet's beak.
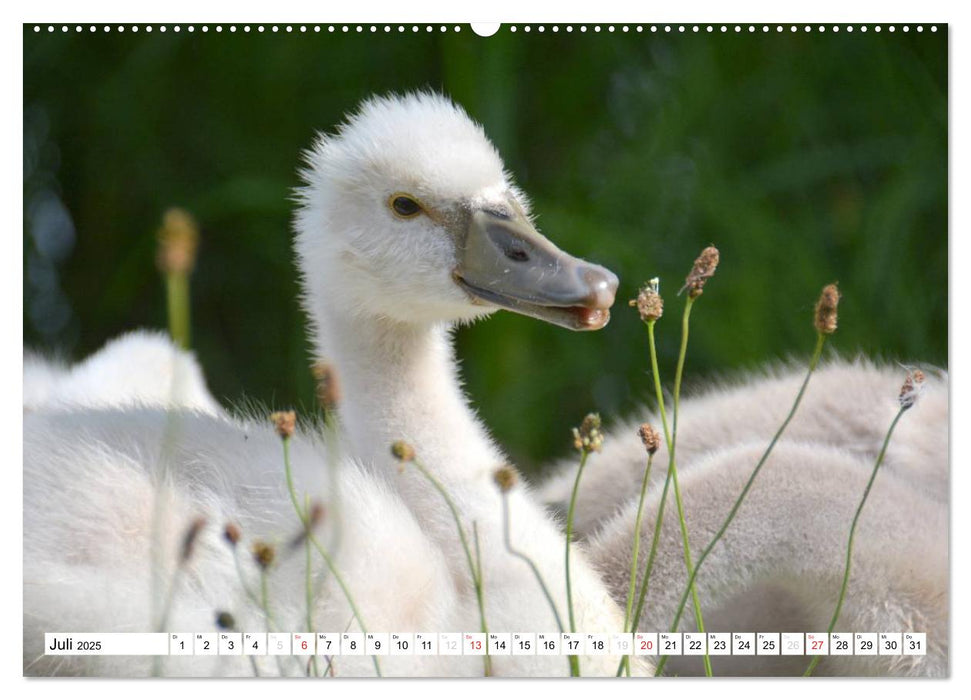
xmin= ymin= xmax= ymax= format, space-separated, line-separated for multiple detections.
xmin=453 ymin=202 xmax=619 ymax=331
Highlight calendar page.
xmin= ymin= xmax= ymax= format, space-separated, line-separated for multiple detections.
xmin=22 ymin=8 xmax=949 ymax=681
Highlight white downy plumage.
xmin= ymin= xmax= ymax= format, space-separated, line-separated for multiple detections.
xmin=23 ymin=330 xmax=221 ymax=416
xmin=23 ymin=92 xmax=640 ymax=677
xmin=540 ymin=360 xmax=948 ymax=676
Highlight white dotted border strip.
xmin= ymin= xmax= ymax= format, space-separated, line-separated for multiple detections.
xmin=30 ymin=24 xmax=941 ymax=35
xmin=505 ymin=24 xmax=939 ymax=33
xmin=31 ymin=25 xmax=467 ymax=34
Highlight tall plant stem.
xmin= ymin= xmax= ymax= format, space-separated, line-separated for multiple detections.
xmin=664 ymin=297 xmax=712 ymax=676
xmin=616 ymin=320 xmax=674 ymax=677
xmin=410 ymin=458 xmax=491 ymax=676
xmin=315 ymin=412 xmax=344 ymax=594
xmin=564 ymin=450 xmax=590 ymax=677
xmin=472 ymin=522 xmax=493 ymax=676
xmin=501 ymin=494 xmax=566 ymax=633
xmin=165 ymin=272 xmax=191 ymax=349
xmin=655 ymin=332 xmax=827 ymax=676
xmin=623 ymin=453 xmax=655 ymax=633
xmin=501 ymin=492 xmax=571 ymax=675
xmin=229 ymin=546 xmax=278 ymax=630
xmin=306 ymin=530 xmax=381 ymax=676
xmin=647 ymin=320 xmax=673 ymax=444
xmin=283 ymin=438 xmax=303 ymax=520
xmin=259 ymin=570 xmax=271 ymax=630
xmin=306 ymin=414 xmax=344 ymax=608
xmin=803 ymin=404 xmax=908 ymax=676
xmin=148 ymin=414 xmax=185 ymax=675
xmin=323 ymin=614 xmax=356 ymax=678
xmin=618 ymin=453 xmax=654 ymax=676
xmin=281 ymin=437 xmax=381 ymax=677
xmin=256 ymin=568 xmax=289 ymax=677
xmin=155 ymin=567 xmax=183 ymax=635
xmin=303 ymin=494 xmax=321 ymax=678
xmin=618 ymin=466 xmax=675 ymax=676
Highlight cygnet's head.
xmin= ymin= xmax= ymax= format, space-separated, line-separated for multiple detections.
xmin=295 ymin=92 xmax=618 ymax=331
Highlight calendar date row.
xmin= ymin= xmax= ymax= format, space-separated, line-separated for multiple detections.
xmin=45 ymin=631 xmax=927 ymax=657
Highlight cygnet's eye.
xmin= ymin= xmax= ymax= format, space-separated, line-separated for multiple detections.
xmin=389 ymin=194 xmax=423 ymax=219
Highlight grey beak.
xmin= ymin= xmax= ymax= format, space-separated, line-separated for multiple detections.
xmin=453 ymin=204 xmax=619 ymax=331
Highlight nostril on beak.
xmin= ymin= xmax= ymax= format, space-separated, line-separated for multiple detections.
xmin=581 ymin=265 xmax=619 ymax=308
xmin=505 ymin=248 xmax=530 ymax=263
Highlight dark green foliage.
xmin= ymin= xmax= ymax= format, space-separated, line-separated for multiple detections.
xmin=23 ymin=25 xmax=947 ymax=473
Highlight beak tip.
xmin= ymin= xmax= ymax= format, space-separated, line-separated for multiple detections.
xmin=583 ymin=266 xmax=620 ymax=309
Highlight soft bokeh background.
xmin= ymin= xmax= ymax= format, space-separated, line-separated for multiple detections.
xmin=23 ymin=25 xmax=948 ymax=474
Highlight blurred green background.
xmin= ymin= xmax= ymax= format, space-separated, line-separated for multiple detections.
xmin=23 ymin=25 xmax=947 ymax=475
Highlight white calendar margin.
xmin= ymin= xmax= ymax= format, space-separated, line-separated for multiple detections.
xmin=7 ymin=0 xmax=965 ymax=698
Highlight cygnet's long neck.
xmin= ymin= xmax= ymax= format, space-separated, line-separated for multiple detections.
xmin=307 ymin=281 xmax=634 ymax=666
xmin=317 ymin=307 xmax=503 ymax=479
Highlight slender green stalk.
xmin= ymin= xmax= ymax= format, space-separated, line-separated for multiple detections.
xmin=307 ymin=414 xmax=344 ymax=607
xmin=218 ymin=618 xmax=264 ymax=676
xmin=615 ymin=319 xmax=675 ymax=676
xmin=150 ymin=490 xmax=169 ymax=637
xmin=165 ymin=272 xmax=191 ymax=349
xmin=149 ymin=418 xmax=183 ymax=675
xmin=647 ymin=321 xmax=673 ymax=444
xmin=564 ymin=450 xmax=590 ymax=677
xmin=500 ymin=491 xmax=571 ymax=675
xmin=230 ymin=547 xmax=266 ymax=620
xmin=258 ymin=578 xmax=292 ymax=676
xmin=284 ymin=442 xmax=319 ymax=675
xmin=255 ymin=566 xmax=290 ymax=677
xmin=472 ymin=522 xmax=494 ymax=677
xmin=655 ymin=332 xmax=827 ymax=676
xmin=322 ymin=412 xmax=344 ymax=580
xmin=618 ymin=452 xmax=654 ymax=676
xmin=501 ymin=493 xmax=566 ymax=633
xmin=235 ymin=552 xmax=295 ymax=676
xmin=624 ymin=453 xmax=655 ymax=632
xmin=665 ymin=297 xmax=712 ymax=676
xmin=226 ymin=543 xmax=292 ymax=676
xmin=283 ymin=438 xmax=302 ymax=519
xmin=259 ymin=569 xmax=271 ymax=631
xmin=281 ymin=435 xmax=381 ymax=677
xmin=154 ymin=560 xmax=188 ymax=676
xmin=619 ymin=463 xmax=675 ymax=676
xmin=152 ymin=220 xmax=194 ymax=671
xmin=150 ymin=468 xmax=186 ymax=675
xmin=409 ymin=457 xmax=491 ymax=676
xmin=804 ymin=404 xmax=908 ymax=676
xmin=306 ymin=533 xmax=381 ymax=676
xmin=155 ymin=558 xmax=182 ymax=634
xmin=323 ymin=614 xmax=356 ymax=678
xmin=304 ymin=540 xmax=318 ymax=677
xmin=473 ymin=522 xmax=483 ymax=580
xmin=303 ymin=494 xmax=320 ymax=678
